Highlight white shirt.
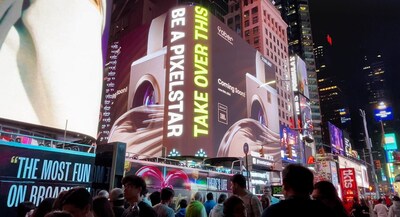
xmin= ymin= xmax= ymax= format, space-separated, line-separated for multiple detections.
xmin=374 ymin=203 xmax=389 ymax=217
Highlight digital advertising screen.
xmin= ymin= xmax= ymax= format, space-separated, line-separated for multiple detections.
xmin=289 ymin=55 xmax=309 ymax=98
xmin=343 ymin=131 xmax=355 ymax=158
xmin=0 ymin=0 xmax=112 ymax=139
xmin=0 ymin=141 xmax=95 ymax=217
xmin=298 ymin=95 xmax=313 ymax=139
xmin=329 ymin=122 xmax=344 ymax=155
xmin=100 ymin=6 xmax=282 ymax=170
xmin=280 ymin=125 xmax=298 ymax=163
xmin=374 ymin=107 xmax=394 ymax=122
xmin=125 ymin=159 xmax=232 ymax=202
xmin=384 ymin=133 xmax=397 ymax=151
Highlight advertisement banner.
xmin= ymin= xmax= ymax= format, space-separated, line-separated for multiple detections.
xmin=0 ymin=141 xmax=95 ymax=217
xmin=289 ymin=55 xmax=309 ymax=98
xmin=125 ymin=159 xmax=232 ymax=203
xmin=329 ymin=122 xmax=344 ymax=155
xmin=338 ymin=156 xmax=368 ymax=188
xmin=0 ymin=0 xmax=112 ymax=138
xmin=298 ymin=95 xmax=313 ymax=139
xmin=280 ymin=126 xmax=298 ymax=162
xmin=102 ymin=6 xmax=282 ymax=170
xmin=339 ymin=168 xmax=358 ymax=202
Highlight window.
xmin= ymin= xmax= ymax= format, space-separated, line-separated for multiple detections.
xmin=253 ymin=16 xmax=258 ymax=24
xmin=252 ymin=7 xmax=258 ymax=14
xmin=245 ymin=30 xmax=250 ymax=36
xmin=253 ymin=27 xmax=259 ymax=34
xmin=244 ymin=10 xmax=249 ymax=18
xmin=254 ymin=36 xmax=259 ymax=44
xmin=263 ymin=10 xmax=266 ymax=16
xmin=245 ymin=20 xmax=249 ymax=27
xmin=227 ymin=18 xmax=233 ymax=25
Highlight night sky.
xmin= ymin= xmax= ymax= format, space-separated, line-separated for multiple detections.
xmin=309 ymin=0 xmax=400 ymax=149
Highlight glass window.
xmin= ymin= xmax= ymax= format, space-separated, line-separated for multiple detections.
xmin=244 ymin=10 xmax=249 ymax=18
xmin=253 ymin=16 xmax=258 ymax=24
xmin=245 ymin=30 xmax=250 ymax=36
xmin=245 ymin=20 xmax=249 ymax=27
xmin=254 ymin=36 xmax=259 ymax=44
xmin=252 ymin=7 xmax=258 ymax=14
xmin=253 ymin=27 xmax=259 ymax=34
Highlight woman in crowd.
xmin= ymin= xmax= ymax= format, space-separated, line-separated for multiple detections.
xmin=312 ymin=181 xmax=349 ymax=217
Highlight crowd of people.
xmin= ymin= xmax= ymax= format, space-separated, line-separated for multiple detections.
xmin=15 ymin=164 xmax=400 ymax=217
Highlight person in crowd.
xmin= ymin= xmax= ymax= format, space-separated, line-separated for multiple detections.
xmin=374 ymin=198 xmax=388 ymax=217
xmin=98 ymin=190 xmax=110 ymax=199
xmin=312 ymin=181 xmax=348 ymax=217
xmin=93 ymin=196 xmax=115 ymax=217
xmin=210 ymin=194 xmax=227 ymax=217
xmin=44 ymin=211 xmax=73 ymax=217
xmin=175 ymin=199 xmax=187 ymax=217
xmin=231 ymin=174 xmax=263 ymax=217
xmin=53 ymin=191 xmax=69 ymax=211
xmin=141 ymin=189 xmax=152 ymax=206
xmin=121 ymin=174 xmax=157 ymax=217
xmin=150 ymin=191 xmax=161 ymax=208
xmin=32 ymin=198 xmax=56 ymax=217
xmin=223 ymin=195 xmax=247 ymax=217
xmin=109 ymin=188 xmax=125 ymax=217
xmin=388 ymin=196 xmax=400 ymax=217
xmin=186 ymin=192 xmax=207 ymax=217
xmin=61 ymin=187 xmax=93 ymax=217
xmin=204 ymin=193 xmax=217 ymax=215
xmin=351 ymin=197 xmax=370 ymax=217
xmin=153 ymin=187 xmax=175 ymax=217
xmin=17 ymin=201 xmax=36 ymax=217
xmin=262 ymin=186 xmax=279 ymax=206
xmin=261 ymin=164 xmax=334 ymax=217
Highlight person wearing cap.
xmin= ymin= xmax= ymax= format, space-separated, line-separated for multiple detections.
xmin=109 ymin=188 xmax=125 ymax=217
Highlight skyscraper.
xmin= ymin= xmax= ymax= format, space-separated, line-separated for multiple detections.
xmin=363 ymin=54 xmax=387 ymax=105
xmin=271 ymin=0 xmax=322 ymax=145
xmin=225 ymin=0 xmax=293 ymax=128
xmin=314 ymin=45 xmax=351 ymax=147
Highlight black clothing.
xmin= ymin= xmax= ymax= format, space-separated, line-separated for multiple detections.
xmin=121 ymin=201 xmax=157 ymax=217
xmin=261 ymin=196 xmax=335 ymax=217
xmin=113 ymin=206 xmax=125 ymax=217
xmin=352 ymin=203 xmax=370 ymax=217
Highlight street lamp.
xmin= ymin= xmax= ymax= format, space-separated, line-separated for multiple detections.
xmin=360 ymin=109 xmax=380 ymax=198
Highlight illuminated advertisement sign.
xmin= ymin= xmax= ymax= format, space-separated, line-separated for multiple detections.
xmin=0 ymin=141 xmax=95 ymax=217
xmin=101 ymin=6 xmax=282 ymax=170
xmin=124 ymin=159 xmax=232 ymax=201
xmin=343 ymin=132 xmax=356 ymax=158
xmin=329 ymin=122 xmax=344 ymax=155
xmin=280 ymin=126 xmax=298 ymax=163
xmin=289 ymin=55 xmax=309 ymax=98
xmin=298 ymin=95 xmax=313 ymax=139
xmin=384 ymin=133 xmax=397 ymax=151
xmin=0 ymin=1 xmax=112 ymax=139
xmin=374 ymin=107 xmax=394 ymax=122
xmin=338 ymin=156 xmax=368 ymax=188
xmin=339 ymin=168 xmax=358 ymax=202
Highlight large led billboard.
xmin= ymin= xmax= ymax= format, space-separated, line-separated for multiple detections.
xmin=384 ymin=133 xmax=397 ymax=151
xmin=289 ymin=55 xmax=309 ymax=98
xmin=374 ymin=107 xmax=394 ymax=122
xmin=100 ymin=6 xmax=282 ymax=169
xmin=298 ymin=95 xmax=313 ymax=139
xmin=0 ymin=1 xmax=112 ymax=138
xmin=0 ymin=141 xmax=95 ymax=216
xmin=343 ymin=131 xmax=356 ymax=158
xmin=280 ymin=126 xmax=298 ymax=163
xmin=329 ymin=122 xmax=344 ymax=155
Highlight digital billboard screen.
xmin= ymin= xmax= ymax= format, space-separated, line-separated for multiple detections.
xmin=0 ymin=1 xmax=112 ymax=138
xmin=298 ymin=95 xmax=313 ymax=139
xmin=280 ymin=126 xmax=298 ymax=163
xmin=0 ymin=141 xmax=95 ymax=217
xmin=374 ymin=107 xmax=394 ymax=122
xmin=329 ymin=122 xmax=344 ymax=155
xmin=343 ymin=131 xmax=354 ymax=158
xmin=289 ymin=55 xmax=309 ymax=98
xmin=100 ymin=6 xmax=282 ymax=170
xmin=384 ymin=133 xmax=397 ymax=151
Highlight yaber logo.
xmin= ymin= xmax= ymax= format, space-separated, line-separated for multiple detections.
xmin=217 ymin=26 xmax=233 ymax=45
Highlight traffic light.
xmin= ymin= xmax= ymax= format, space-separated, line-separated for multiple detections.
xmin=374 ymin=160 xmax=382 ymax=169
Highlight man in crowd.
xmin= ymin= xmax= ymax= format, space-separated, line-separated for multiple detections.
xmin=153 ymin=187 xmax=175 ymax=217
xmin=261 ymin=164 xmax=334 ymax=217
xmin=231 ymin=174 xmax=263 ymax=217
xmin=204 ymin=193 xmax=217 ymax=215
xmin=121 ymin=175 xmax=157 ymax=217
